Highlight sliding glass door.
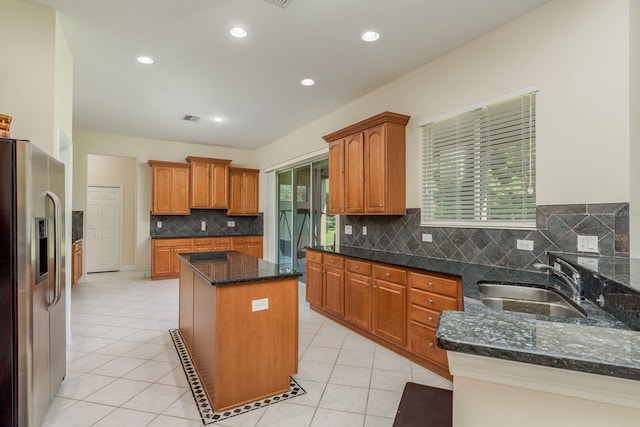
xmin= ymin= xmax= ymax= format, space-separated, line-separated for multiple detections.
xmin=277 ymin=159 xmax=335 ymax=280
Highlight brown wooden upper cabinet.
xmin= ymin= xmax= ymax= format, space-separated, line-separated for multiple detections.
xmin=148 ymin=160 xmax=191 ymax=215
xmin=323 ymin=112 xmax=410 ymax=215
xmin=186 ymin=156 xmax=232 ymax=209
xmin=227 ymin=167 xmax=259 ymax=216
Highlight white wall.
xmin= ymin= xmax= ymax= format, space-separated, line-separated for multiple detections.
xmin=1 ymin=0 xmax=57 ymax=156
xmin=54 ymin=17 xmax=74 ymax=150
xmin=630 ymin=0 xmax=640 ymax=257
xmin=72 ymin=131 xmax=256 ymax=272
xmin=255 ymin=0 xmax=632 ymax=256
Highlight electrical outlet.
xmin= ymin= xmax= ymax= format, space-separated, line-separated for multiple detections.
xmin=577 ymin=235 xmax=598 ymax=253
xmin=201 ymin=221 xmax=206 ymax=231
xmin=251 ymin=298 xmax=269 ymax=312
xmin=227 ymin=221 xmax=235 ymax=227
xmin=156 ymin=221 xmax=162 ymax=228
xmin=422 ymin=233 xmax=433 ymax=242
xmin=516 ymin=239 xmax=534 ymax=251
xmin=362 ymin=226 xmax=368 ymax=236
xmin=345 ymin=225 xmax=352 ymax=235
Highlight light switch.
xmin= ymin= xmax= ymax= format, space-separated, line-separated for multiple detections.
xmin=201 ymin=221 xmax=206 ymax=231
xmin=516 ymin=239 xmax=534 ymax=251
xmin=422 ymin=233 xmax=433 ymax=242
xmin=345 ymin=225 xmax=352 ymax=235
xmin=362 ymin=226 xmax=368 ymax=236
xmin=227 ymin=221 xmax=236 ymax=227
xmin=577 ymin=235 xmax=598 ymax=253
xmin=157 ymin=221 xmax=162 ymax=228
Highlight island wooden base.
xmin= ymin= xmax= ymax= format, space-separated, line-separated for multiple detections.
xmin=179 ymin=265 xmax=298 ymax=411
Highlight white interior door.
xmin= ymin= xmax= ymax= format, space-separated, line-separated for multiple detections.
xmin=86 ymin=186 xmax=122 ymax=273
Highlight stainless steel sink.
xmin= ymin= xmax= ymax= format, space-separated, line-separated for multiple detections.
xmin=478 ymin=283 xmax=587 ymax=319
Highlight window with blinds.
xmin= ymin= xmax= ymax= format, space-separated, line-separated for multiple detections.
xmin=420 ymin=91 xmax=536 ymax=228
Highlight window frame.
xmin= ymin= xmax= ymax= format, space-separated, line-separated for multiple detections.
xmin=419 ymin=87 xmax=538 ymax=230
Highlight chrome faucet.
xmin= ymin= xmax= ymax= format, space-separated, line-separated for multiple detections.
xmin=534 ymin=259 xmax=583 ymax=302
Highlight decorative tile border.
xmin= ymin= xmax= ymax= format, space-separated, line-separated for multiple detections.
xmin=169 ymin=329 xmax=306 ymax=425
xmin=340 ymin=203 xmax=629 ymax=271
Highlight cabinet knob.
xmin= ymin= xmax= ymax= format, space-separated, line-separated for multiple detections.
xmin=378 ymin=204 xmax=383 ymax=207
xmin=428 ymin=342 xmax=434 ymax=348
xmin=385 ymin=272 xmax=391 ymax=277
xmin=427 ymin=299 xmax=433 ymax=304
xmin=428 ymin=317 xmax=434 ymax=322
xmin=373 ymin=285 xmax=378 ymax=289
xmin=365 ymin=283 xmax=370 ymax=288
xmin=428 ymin=282 xmax=433 ymax=287
xmin=355 ymin=265 xmax=359 ymax=270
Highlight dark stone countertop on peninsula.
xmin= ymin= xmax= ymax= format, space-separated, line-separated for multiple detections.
xmin=178 ymin=251 xmax=301 ymax=286
xmin=307 ymin=245 xmax=640 ymax=381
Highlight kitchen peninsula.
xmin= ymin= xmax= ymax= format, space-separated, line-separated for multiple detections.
xmin=177 ymin=251 xmax=301 ymax=411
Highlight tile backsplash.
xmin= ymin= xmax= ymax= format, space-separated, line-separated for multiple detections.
xmin=72 ymin=211 xmax=83 ymax=242
xmin=340 ymin=203 xmax=629 ymax=271
xmin=150 ymin=209 xmax=263 ymax=238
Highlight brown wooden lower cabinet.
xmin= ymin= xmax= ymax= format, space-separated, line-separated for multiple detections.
xmin=71 ymin=240 xmax=83 ymax=287
xmin=151 ymin=236 xmax=262 ymax=280
xmin=305 ymin=249 xmax=463 ymax=380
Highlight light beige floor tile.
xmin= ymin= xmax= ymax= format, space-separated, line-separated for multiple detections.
xmin=311 ymin=408 xmax=365 ymax=427
xmin=66 ymin=350 xmax=89 ymax=363
xmin=215 ymin=406 xmax=267 ymax=427
xmin=372 ymin=351 xmax=411 ymax=373
xmin=152 ymin=346 xmax=182 ymax=365
xmin=342 ymin=334 xmax=376 ymax=352
xmin=92 ymin=340 xmax=142 ymax=356
xmin=121 ymin=342 xmax=168 ymax=359
xmin=317 ymin=321 xmax=349 ymax=337
xmin=366 ymin=389 xmax=403 ymax=418
xmin=100 ymin=327 xmax=141 ymax=340
xmin=336 ymin=349 xmax=374 ymax=368
xmin=364 ymin=415 xmax=395 ymax=427
xmin=162 ymin=391 xmax=202 ymax=421
xmin=289 ymin=379 xmax=326 ymax=407
xmin=147 ymin=415 xmax=204 ymax=427
xmin=121 ymin=383 xmax=188 ymax=413
xmin=310 ymin=333 xmax=346 ymax=349
xmin=301 ymin=346 xmax=340 ymax=364
xmin=84 ymin=378 xmax=151 ymax=406
xmin=92 ymin=408 xmax=157 ymax=427
xmin=68 ymin=336 xmax=116 ymax=353
xmin=329 ymin=365 xmax=372 ymax=388
xmin=318 ymin=384 xmax=369 ymax=414
xmin=41 ymin=401 xmax=114 ymax=427
xmin=44 ymin=397 xmax=78 ymax=420
xmin=299 ymin=332 xmax=315 ymax=346
xmin=66 ymin=353 xmax=115 ymax=373
xmin=156 ymin=366 xmax=189 ymax=388
xmin=256 ymin=402 xmax=315 ymax=427
xmin=294 ymin=360 xmax=334 ymax=383
xmin=122 ymin=359 xmax=175 ymax=382
xmin=370 ymin=369 xmax=412 ymax=392
xmin=90 ymin=356 xmax=147 ymax=377
xmin=55 ymin=373 xmax=116 ymax=400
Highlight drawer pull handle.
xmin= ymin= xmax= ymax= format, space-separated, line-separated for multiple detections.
xmin=385 ymin=272 xmax=391 ymax=277
xmin=428 ymin=282 xmax=433 ymax=287
xmin=428 ymin=299 xmax=433 ymax=304
xmin=428 ymin=317 xmax=434 ymax=322
xmin=428 ymin=342 xmax=434 ymax=348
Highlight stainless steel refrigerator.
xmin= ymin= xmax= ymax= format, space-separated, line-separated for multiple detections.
xmin=0 ymin=138 xmax=66 ymax=426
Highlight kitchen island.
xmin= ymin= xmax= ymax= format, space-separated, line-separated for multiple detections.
xmin=177 ymin=251 xmax=301 ymax=411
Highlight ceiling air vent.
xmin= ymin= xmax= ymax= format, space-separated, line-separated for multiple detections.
xmin=182 ymin=115 xmax=200 ymax=122
xmin=263 ymin=0 xmax=291 ymax=9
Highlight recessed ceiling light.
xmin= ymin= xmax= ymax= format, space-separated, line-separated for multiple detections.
xmin=136 ymin=56 xmax=154 ymax=64
xmin=229 ymin=27 xmax=248 ymax=38
xmin=301 ymin=78 xmax=315 ymax=86
xmin=361 ymin=31 xmax=380 ymax=42
xmin=213 ymin=117 xmax=225 ymax=123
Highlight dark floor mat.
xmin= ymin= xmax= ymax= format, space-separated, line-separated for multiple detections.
xmin=393 ymin=382 xmax=453 ymax=427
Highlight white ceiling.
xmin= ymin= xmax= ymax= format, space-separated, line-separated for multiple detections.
xmin=26 ymin=0 xmax=549 ymax=150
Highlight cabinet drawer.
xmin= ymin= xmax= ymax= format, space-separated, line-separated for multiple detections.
xmin=306 ymin=251 xmax=323 ymax=264
xmin=323 ymin=254 xmax=344 ymax=269
xmin=409 ymin=288 xmax=457 ymax=311
xmin=373 ymin=265 xmax=406 ymax=285
xmin=346 ymin=259 xmax=371 ymax=275
xmin=410 ymin=322 xmax=448 ymax=366
xmin=232 ymin=236 xmax=262 ymax=244
xmin=211 ymin=237 xmax=231 ymax=244
xmin=192 ymin=238 xmax=212 ymax=246
xmin=410 ymin=305 xmax=440 ymax=329
xmin=409 ymin=272 xmax=459 ymax=298
xmin=153 ymin=238 xmax=192 ymax=248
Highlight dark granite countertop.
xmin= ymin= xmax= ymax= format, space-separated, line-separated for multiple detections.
xmin=178 ymin=251 xmax=301 ymax=285
xmin=153 ymin=233 xmax=263 ymax=239
xmin=308 ymin=245 xmax=639 ymax=381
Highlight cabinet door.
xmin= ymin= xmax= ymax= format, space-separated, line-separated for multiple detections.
xmin=345 ymin=132 xmax=364 ymax=213
xmin=306 ymin=261 xmax=323 ymax=306
xmin=152 ymin=165 xmax=174 ymax=214
xmin=228 ymin=168 xmax=259 ymax=215
xmin=323 ymin=266 xmax=344 ymax=317
xmin=345 ymin=272 xmax=371 ymax=330
xmin=171 ymin=167 xmax=191 ymax=214
xmin=243 ymin=170 xmax=259 ymax=215
xmin=153 ymin=245 xmax=175 ymax=276
xmin=364 ymin=124 xmax=386 ymax=213
xmin=172 ymin=244 xmax=194 ymax=274
xmin=373 ymin=279 xmax=407 ymax=347
xmin=328 ymin=140 xmax=345 ymax=215
xmin=228 ymin=169 xmax=243 ymax=215
xmin=210 ymin=162 xmax=230 ymax=208
xmin=190 ymin=161 xmax=211 ymax=208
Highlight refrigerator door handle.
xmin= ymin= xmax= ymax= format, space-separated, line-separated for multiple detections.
xmin=46 ymin=190 xmax=62 ymax=310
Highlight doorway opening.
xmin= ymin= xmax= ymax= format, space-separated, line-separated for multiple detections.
xmin=277 ymin=159 xmax=335 ymax=281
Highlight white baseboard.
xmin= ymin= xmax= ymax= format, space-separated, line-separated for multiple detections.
xmin=121 ymin=265 xmax=135 ymax=272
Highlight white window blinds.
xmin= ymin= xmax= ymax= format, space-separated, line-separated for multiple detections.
xmin=421 ymin=92 xmax=536 ymax=228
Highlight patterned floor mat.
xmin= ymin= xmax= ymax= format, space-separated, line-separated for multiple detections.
xmin=169 ymin=328 xmax=306 ymax=425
